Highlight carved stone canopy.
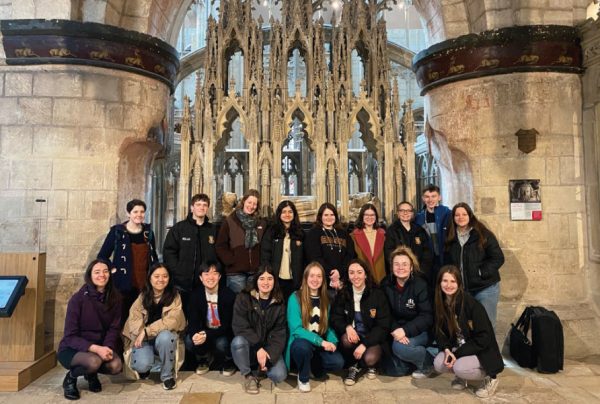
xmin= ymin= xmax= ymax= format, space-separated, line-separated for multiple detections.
xmin=515 ymin=128 xmax=538 ymax=154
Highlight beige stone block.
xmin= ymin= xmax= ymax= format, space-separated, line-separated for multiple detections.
xmin=103 ymin=159 xmax=120 ymax=190
xmin=543 ymin=11 xmax=573 ymax=25
xmin=545 ymin=157 xmax=560 ymax=186
xmin=479 ymin=157 xmax=545 ymax=186
xmin=0 ymin=159 xmax=9 ymax=190
xmin=123 ymin=104 xmax=149 ymax=130
xmin=78 ymin=127 xmax=109 ymax=156
xmin=5 ymin=72 xmax=33 ymax=96
xmin=33 ymin=72 xmax=82 ymax=97
xmin=81 ymin=0 xmax=106 ymax=23
xmin=33 ymin=126 xmax=79 ymax=156
xmin=0 ymin=4 xmax=12 ymax=19
xmin=53 ymin=98 xmax=105 ymax=127
xmin=11 ymin=0 xmax=35 ymax=18
xmin=541 ymin=185 xmax=584 ymax=213
xmin=547 ymin=213 xmax=574 ymax=249
xmin=122 ymin=79 xmax=142 ymax=104
xmin=0 ymin=125 xmax=33 ymax=156
xmin=559 ymin=156 xmax=584 ymax=185
xmin=548 ymin=249 xmax=582 ymax=274
xmin=105 ymin=2 xmax=121 ymax=25
xmin=120 ymin=16 xmax=148 ymax=34
xmin=140 ymin=80 xmax=167 ymax=107
xmin=445 ymin=21 xmax=470 ymax=40
xmin=0 ymin=97 xmax=19 ymax=124
xmin=18 ymin=97 xmax=52 ymax=125
xmin=0 ymin=218 xmax=38 ymax=250
xmin=46 ymin=218 xmax=68 ymax=246
xmin=84 ymin=190 xmax=117 ymax=219
xmin=547 ymin=0 xmax=575 ymax=9
xmin=82 ymin=74 xmax=121 ymax=101
xmin=485 ymin=0 xmax=511 ymax=9
xmin=67 ymin=191 xmax=86 ymax=219
xmin=10 ymin=158 xmax=52 ymax=189
xmin=47 ymin=190 xmax=68 ymax=219
xmin=124 ymin=0 xmax=151 ymax=17
xmin=0 ymin=192 xmax=25 ymax=219
xmin=34 ymin=0 xmax=72 ymax=19
xmin=106 ymin=103 xmax=124 ymax=128
xmin=52 ymin=160 xmax=105 ymax=190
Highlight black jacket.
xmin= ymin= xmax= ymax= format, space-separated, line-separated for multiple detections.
xmin=232 ymin=290 xmax=287 ymax=363
xmin=260 ymin=224 xmax=304 ymax=289
xmin=436 ymin=293 xmax=504 ymax=376
xmin=381 ymin=275 xmax=432 ymax=338
xmin=304 ymin=226 xmax=356 ymax=282
xmin=384 ymin=220 xmax=433 ymax=284
xmin=331 ymin=286 xmax=391 ymax=347
xmin=187 ymin=284 xmax=236 ymax=342
xmin=163 ymin=213 xmax=218 ymax=292
xmin=445 ymin=228 xmax=504 ymax=293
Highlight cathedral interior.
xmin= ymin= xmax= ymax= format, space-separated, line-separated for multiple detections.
xmin=1 ymin=0 xmax=600 ymax=363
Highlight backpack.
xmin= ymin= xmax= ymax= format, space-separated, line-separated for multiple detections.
xmin=509 ymin=306 xmax=564 ymax=373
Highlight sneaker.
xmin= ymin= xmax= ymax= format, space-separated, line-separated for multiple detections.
xmin=297 ymin=376 xmax=311 ymax=392
xmin=344 ymin=365 xmax=362 ymax=386
xmin=244 ymin=375 xmax=260 ymax=394
xmin=221 ymin=365 xmax=236 ymax=377
xmin=162 ymin=378 xmax=176 ymax=390
xmin=451 ymin=376 xmax=468 ymax=390
xmin=475 ymin=376 xmax=499 ymax=398
xmin=411 ymin=368 xmax=432 ymax=379
xmin=62 ymin=371 xmax=80 ymax=400
xmin=195 ymin=362 xmax=210 ymax=375
xmin=84 ymin=373 xmax=102 ymax=392
xmin=138 ymin=371 xmax=150 ymax=380
xmin=366 ymin=368 xmax=377 ymax=380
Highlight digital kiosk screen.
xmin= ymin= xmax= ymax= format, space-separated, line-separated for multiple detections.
xmin=0 ymin=276 xmax=28 ymax=317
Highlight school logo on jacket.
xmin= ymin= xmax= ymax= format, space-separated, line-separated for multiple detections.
xmin=415 ymin=237 xmax=421 ymax=245
xmin=406 ymin=299 xmax=416 ymax=309
xmin=296 ymin=240 xmax=302 ymax=247
xmin=208 ymin=235 xmax=214 ymax=244
xmin=370 ymin=308 xmax=377 ymax=318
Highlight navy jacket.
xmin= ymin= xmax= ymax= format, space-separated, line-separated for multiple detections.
xmin=58 ymin=284 xmax=122 ymax=353
xmin=415 ymin=205 xmax=451 ymax=266
xmin=98 ymin=223 xmax=158 ymax=292
xmin=384 ymin=220 xmax=433 ymax=284
xmin=187 ymin=284 xmax=236 ymax=342
xmin=381 ymin=275 xmax=433 ymax=338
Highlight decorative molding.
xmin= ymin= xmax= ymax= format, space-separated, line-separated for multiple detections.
xmin=1 ymin=19 xmax=179 ymax=92
xmin=413 ymin=25 xmax=584 ymax=95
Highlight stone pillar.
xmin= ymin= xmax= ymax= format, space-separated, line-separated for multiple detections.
xmin=0 ymin=19 xmax=177 ymax=347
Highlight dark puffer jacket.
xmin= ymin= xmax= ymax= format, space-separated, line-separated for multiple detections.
xmin=381 ymin=275 xmax=432 ymax=338
xmin=232 ymin=290 xmax=287 ymax=363
xmin=445 ymin=228 xmax=504 ymax=293
xmin=163 ymin=213 xmax=218 ymax=292
xmin=436 ymin=293 xmax=504 ymax=376
xmin=260 ymin=224 xmax=304 ymax=289
xmin=384 ymin=220 xmax=433 ymax=284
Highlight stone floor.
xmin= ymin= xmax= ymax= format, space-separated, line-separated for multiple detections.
xmin=2 ymin=356 xmax=600 ymax=403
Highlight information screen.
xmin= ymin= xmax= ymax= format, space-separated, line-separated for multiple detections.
xmin=0 ymin=276 xmax=28 ymax=317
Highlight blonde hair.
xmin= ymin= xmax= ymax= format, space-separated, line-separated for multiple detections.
xmin=299 ymin=262 xmax=329 ymax=336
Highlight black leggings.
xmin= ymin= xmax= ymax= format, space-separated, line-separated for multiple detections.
xmin=340 ymin=333 xmax=382 ymax=368
xmin=58 ymin=348 xmax=122 ymax=376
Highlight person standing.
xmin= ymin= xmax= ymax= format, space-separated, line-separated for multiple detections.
xmin=216 ymin=189 xmax=267 ymax=293
xmin=351 ymin=203 xmax=386 ymax=285
xmin=415 ymin=185 xmax=451 ymax=279
xmin=261 ymin=200 xmax=304 ymax=300
xmin=384 ymin=201 xmax=433 ymax=287
xmin=444 ymin=203 xmax=504 ymax=327
xmin=98 ymin=199 xmax=158 ymax=319
xmin=163 ymin=193 xmax=218 ymax=312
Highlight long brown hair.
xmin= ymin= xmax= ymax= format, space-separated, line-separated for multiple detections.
xmin=445 ymin=202 xmax=494 ymax=251
xmin=299 ymin=262 xmax=329 ymax=335
xmin=434 ymin=265 xmax=465 ymax=340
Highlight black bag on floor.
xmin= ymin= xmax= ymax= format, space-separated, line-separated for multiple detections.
xmin=509 ymin=306 xmax=564 ymax=373
xmin=509 ymin=307 xmax=536 ymax=368
xmin=530 ymin=306 xmax=564 ymax=373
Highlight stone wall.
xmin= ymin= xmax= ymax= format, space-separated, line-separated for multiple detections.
xmin=425 ymin=71 xmax=600 ymax=357
xmin=0 ymin=64 xmax=169 ymax=346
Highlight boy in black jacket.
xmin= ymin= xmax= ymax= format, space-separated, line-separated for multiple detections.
xmin=186 ymin=262 xmax=236 ymax=376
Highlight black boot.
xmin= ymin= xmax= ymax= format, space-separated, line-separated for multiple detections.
xmin=84 ymin=373 xmax=102 ymax=393
xmin=63 ymin=371 xmax=80 ymax=400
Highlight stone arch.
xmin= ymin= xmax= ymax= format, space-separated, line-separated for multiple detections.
xmin=283 ymin=104 xmax=314 ymax=145
xmin=216 ymin=104 xmax=249 ymax=146
xmin=117 ymin=139 xmax=163 ymax=222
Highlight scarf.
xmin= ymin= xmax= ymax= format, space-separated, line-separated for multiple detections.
xmin=236 ymin=209 xmax=259 ymax=248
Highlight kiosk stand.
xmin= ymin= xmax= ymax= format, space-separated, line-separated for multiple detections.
xmin=0 ymin=253 xmax=56 ymax=391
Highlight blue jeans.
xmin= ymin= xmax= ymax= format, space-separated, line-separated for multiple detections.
xmin=472 ymin=282 xmax=500 ymax=329
xmin=391 ymin=331 xmax=432 ymax=373
xmin=131 ymin=330 xmax=178 ymax=381
xmin=290 ymin=338 xmax=344 ymax=383
xmin=231 ymin=336 xmax=287 ymax=383
xmin=227 ymin=274 xmax=254 ymax=294
xmin=185 ymin=334 xmax=232 ymax=368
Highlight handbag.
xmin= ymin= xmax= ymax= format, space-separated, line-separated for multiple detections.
xmin=509 ymin=307 xmax=536 ymax=369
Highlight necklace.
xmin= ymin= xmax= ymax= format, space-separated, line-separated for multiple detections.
xmin=322 ymin=227 xmax=342 ymax=253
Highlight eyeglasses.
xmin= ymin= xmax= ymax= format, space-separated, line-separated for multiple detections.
xmin=363 ymin=213 xmax=376 ymax=217
xmin=398 ymin=209 xmax=413 ymax=213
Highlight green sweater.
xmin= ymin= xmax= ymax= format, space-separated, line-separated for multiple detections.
xmin=285 ymin=291 xmax=339 ymax=369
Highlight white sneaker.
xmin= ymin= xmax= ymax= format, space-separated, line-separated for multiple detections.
xmin=366 ymin=368 xmax=377 ymax=380
xmin=411 ymin=368 xmax=432 ymax=379
xmin=451 ymin=376 xmax=467 ymax=390
xmin=297 ymin=376 xmax=311 ymax=392
xmin=475 ymin=376 xmax=499 ymax=398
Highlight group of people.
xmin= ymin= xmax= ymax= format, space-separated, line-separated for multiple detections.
xmin=57 ymin=185 xmax=505 ymax=400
